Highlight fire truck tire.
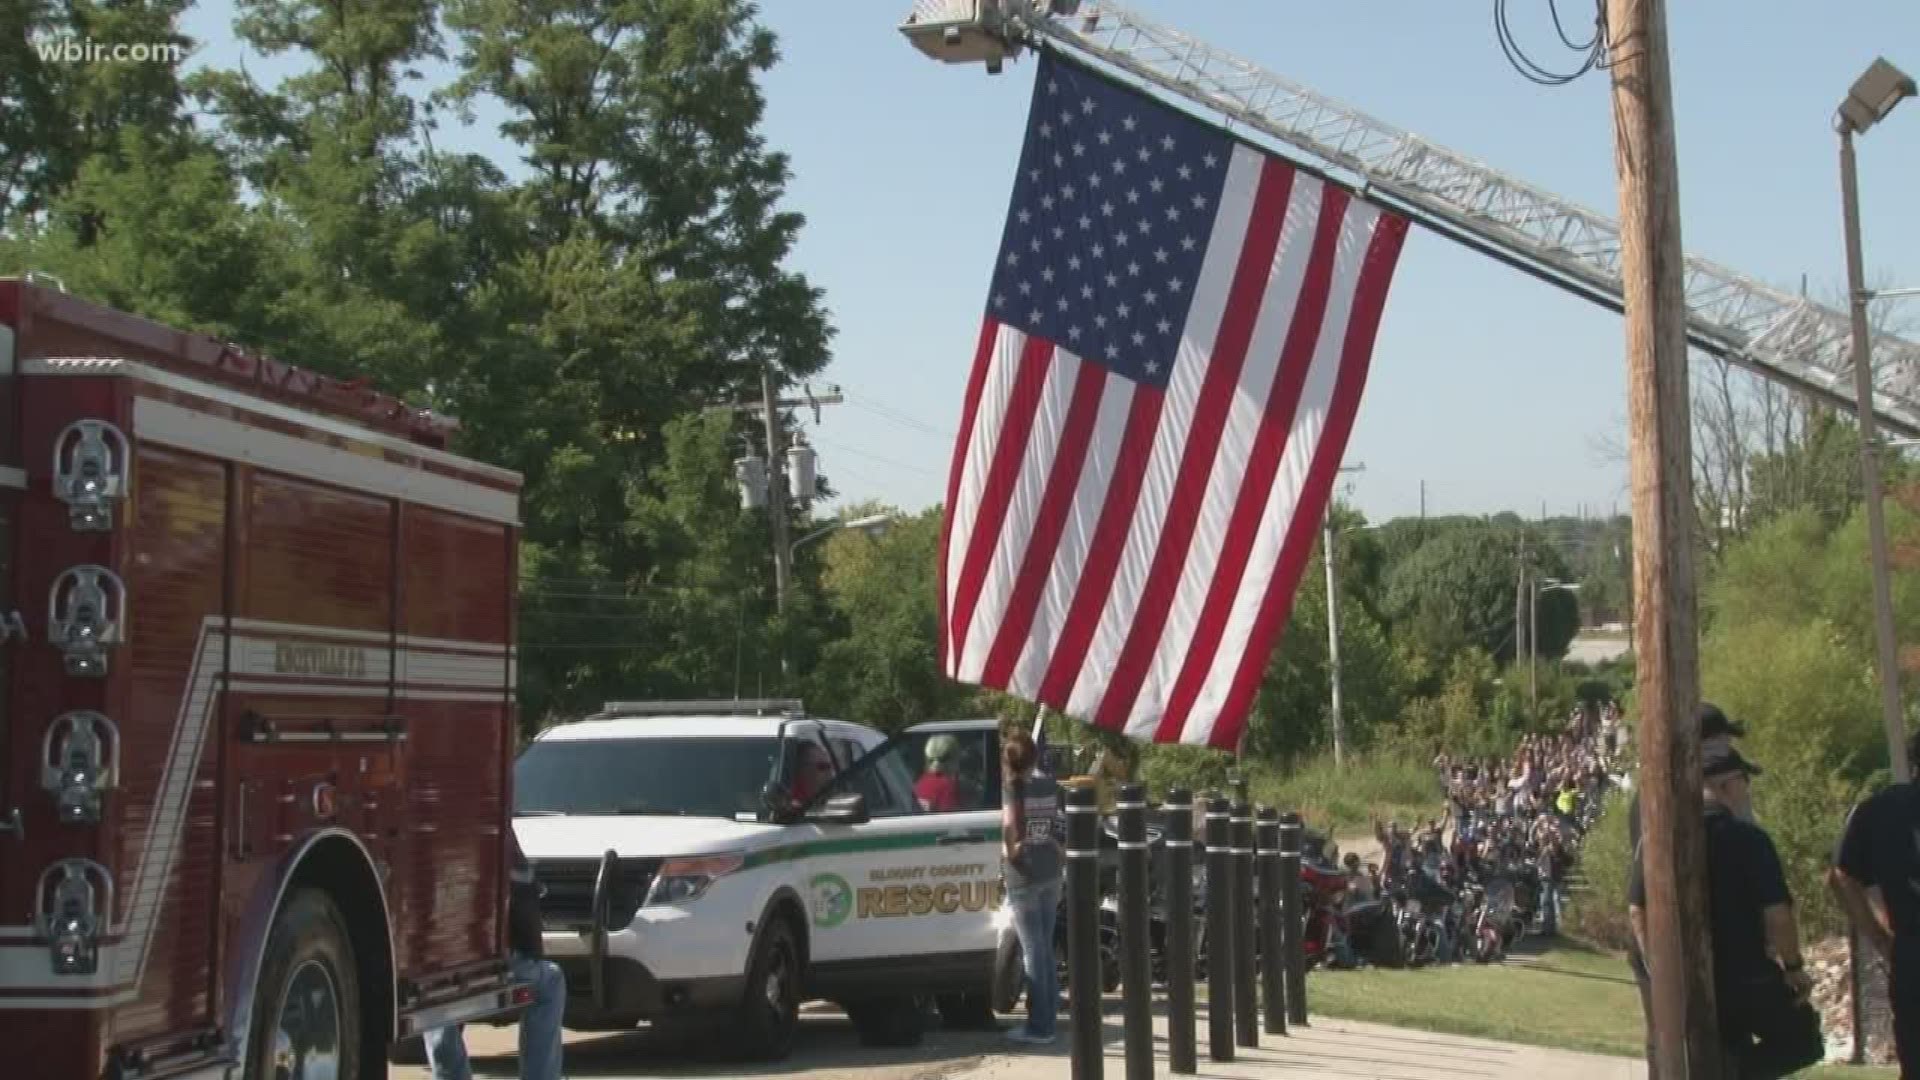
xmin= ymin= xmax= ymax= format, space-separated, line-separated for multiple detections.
xmin=734 ymin=916 xmax=800 ymax=1060
xmin=245 ymin=889 xmax=362 ymax=1080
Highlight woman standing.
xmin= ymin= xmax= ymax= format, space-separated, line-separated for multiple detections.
xmin=1002 ymin=728 xmax=1065 ymax=1046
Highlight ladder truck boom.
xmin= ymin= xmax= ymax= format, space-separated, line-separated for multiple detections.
xmin=902 ymin=0 xmax=1920 ymax=437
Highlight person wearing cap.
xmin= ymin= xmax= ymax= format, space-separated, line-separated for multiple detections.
xmin=1628 ymin=743 xmax=1821 ymax=1079
xmin=1831 ymin=727 xmax=1920 ymax=1077
xmin=1625 ymin=701 xmax=1746 ymax=1079
xmin=915 ymin=733 xmax=964 ymax=812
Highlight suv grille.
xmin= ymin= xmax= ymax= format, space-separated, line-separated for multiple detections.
xmin=531 ymin=857 xmax=662 ymax=932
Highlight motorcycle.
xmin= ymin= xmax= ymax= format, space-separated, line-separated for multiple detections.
xmin=1299 ymin=859 xmax=1350 ymax=969
xmin=1458 ymin=878 xmax=1510 ymax=964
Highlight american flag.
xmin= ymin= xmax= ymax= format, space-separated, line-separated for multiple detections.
xmin=938 ymin=50 xmax=1409 ymax=750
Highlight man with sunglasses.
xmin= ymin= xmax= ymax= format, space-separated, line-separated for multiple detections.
xmin=789 ymin=742 xmax=836 ymax=806
xmin=1629 ymin=742 xmax=1820 ymax=1079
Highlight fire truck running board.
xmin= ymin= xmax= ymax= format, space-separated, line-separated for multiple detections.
xmin=398 ymin=979 xmax=533 ymax=1038
xmin=105 ymin=1029 xmax=233 ymax=1080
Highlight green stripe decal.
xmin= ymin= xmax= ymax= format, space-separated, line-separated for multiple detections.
xmin=744 ymin=826 xmax=1005 ymax=870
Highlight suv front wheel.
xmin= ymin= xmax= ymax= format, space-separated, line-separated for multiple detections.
xmin=736 ymin=918 xmax=801 ymax=1060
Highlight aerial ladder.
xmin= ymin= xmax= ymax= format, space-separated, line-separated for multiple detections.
xmin=899 ymin=0 xmax=1920 ymax=437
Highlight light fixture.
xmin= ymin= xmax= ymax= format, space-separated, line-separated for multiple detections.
xmin=1839 ymin=57 xmax=1916 ymax=134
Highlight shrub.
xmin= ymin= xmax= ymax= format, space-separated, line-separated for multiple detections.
xmin=1569 ymin=787 xmax=1633 ymax=949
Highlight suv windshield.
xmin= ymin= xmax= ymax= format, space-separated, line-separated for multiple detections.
xmin=514 ymin=736 xmax=781 ymax=818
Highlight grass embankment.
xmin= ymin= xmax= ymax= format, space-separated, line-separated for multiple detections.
xmin=1257 ymin=753 xmax=1441 ymax=837
xmin=1304 ymin=939 xmax=1895 ymax=1079
xmin=1139 ymin=749 xmax=1441 ymax=837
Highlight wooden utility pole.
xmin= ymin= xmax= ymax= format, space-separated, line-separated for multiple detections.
xmin=759 ymin=363 xmax=795 ymax=613
xmin=706 ymin=377 xmax=845 ymax=614
xmin=1605 ymin=1 xmax=1720 ymax=1075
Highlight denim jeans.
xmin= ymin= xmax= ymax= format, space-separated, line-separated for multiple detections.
xmin=425 ymin=952 xmax=567 ymax=1080
xmin=1010 ymin=881 xmax=1061 ymax=1038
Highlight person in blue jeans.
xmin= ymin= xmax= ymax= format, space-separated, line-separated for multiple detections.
xmin=426 ymin=832 xmax=568 ymax=1080
xmin=1001 ymin=728 xmax=1064 ymax=1045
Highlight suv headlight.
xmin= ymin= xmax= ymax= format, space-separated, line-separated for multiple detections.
xmin=646 ymin=854 xmax=744 ymax=905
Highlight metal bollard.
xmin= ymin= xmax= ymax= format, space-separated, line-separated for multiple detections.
xmin=1231 ymin=799 xmax=1258 ymax=1048
xmin=1162 ymin=788 xmax=1197 ymax=1075
xmin=1204 ymin=795 xmax=1235 ymax=1062
xmin=1278 ymin=813 xmax=1307 ymax=1026
xmin=1256 ymin=806 xmax=1286 ymax=1035
xmin=1067 ymin=783 xmax=1104 ymax=1080
xmin=1117 ymin=782 xmax=1153 ymax=1080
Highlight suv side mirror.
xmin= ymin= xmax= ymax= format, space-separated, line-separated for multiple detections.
xmin=761 ymin=782 xmax=799 ymax=824
xmin=806 ymin=792 xmax=868 ymax=826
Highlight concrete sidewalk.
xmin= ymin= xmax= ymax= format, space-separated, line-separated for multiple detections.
xmin=956 ymin=1010 xmax=1644 ymax=1080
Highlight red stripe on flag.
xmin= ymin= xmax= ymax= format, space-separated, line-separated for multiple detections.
xmin=977 ymin=358 xmax=1111 ymax=688
xmin=1207 ymin=213 xmax=1411 ymax=749
xmin=1153 ymin=184 xmax=1353 ymax=742
xmin=1092 ymin=161 xmax=1297 ymax=733
xmin=938 ymin=319 xmax=1004 ymax=669
xmin=1034 ymin=388 xmax=1167 ymax=709
xmin=945 ymin=335 xmax=1056 ymax=664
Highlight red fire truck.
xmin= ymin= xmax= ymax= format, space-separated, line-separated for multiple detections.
xmin=0 ymin=278 xmax=528 ymax=1079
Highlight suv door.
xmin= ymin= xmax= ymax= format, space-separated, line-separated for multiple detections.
xmin=800 ymin=728 xmax=1003 ymax=984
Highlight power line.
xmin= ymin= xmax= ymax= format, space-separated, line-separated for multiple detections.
xmin=813 ymin=437 xmax=944 ymax=477
xmin=842 ymin=390 xmax=956 ymax=439
xmin=1493 ymin=0 xmax=1606 ymax=86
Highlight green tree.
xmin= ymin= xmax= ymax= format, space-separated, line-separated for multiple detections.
xmin=0 ymin=0 xmax=197 ymax=232
xmin=1244 ymin=521 xmax=1403 ymax=764
xmin=1383 ymin=525 xmax=1577 ymax=667
xmin=190 ymin=0 xmax=470 ymax=392
xmin=427 ymin=0 xmax=835 ymax=718
xmin=804 ymin=506 xmax=972 ymax=731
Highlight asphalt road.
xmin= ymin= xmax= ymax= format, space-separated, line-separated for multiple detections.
xmin=388 ymin=1003 xmax=1013 ymax=1080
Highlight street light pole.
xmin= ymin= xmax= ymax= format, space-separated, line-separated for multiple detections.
xmin=1530 ymin=580 xmax=1581 ymax=718
xmin=1320 ymin=466 xmax=1366 ymax=768
xmin=1529 ymin=573 xmax=1538 ymax=716
xmin=790 ymin=513 xmax=893 ymax=562
xmin=1323 ymin=517 xmax=1345 ymax=770
xmin=1838 ymin=57 xmax=1917 ymax=782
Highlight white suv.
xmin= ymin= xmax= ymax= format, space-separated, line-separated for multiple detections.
xmin=510 ymin=701 xmax=1009 ymax=1059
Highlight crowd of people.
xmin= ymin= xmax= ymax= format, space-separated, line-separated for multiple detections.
xmin=1327 ymin=702 xmax=1625 ymax=963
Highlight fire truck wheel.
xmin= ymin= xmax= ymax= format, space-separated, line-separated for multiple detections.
xmin=246 ymin=889 xmax=362 ymax=1080
xmin=735 ymin=916 xmax=800 ymax=1060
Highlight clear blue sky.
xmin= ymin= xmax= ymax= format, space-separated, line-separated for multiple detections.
xmin=178 ymin=1 xmax=1920 ymax=525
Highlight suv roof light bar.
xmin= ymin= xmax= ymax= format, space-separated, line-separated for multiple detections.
xmin=598 ymin=698 xmax=806 ymax=717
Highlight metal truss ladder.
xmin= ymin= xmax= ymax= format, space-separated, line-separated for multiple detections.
xmin=901 ymin=0 xmax=1920 ymax=436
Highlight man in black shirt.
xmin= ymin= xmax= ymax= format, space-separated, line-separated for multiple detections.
xmin=1626 ymin=701 xmax=1746 ymax=1080
xmin=1629 ymin=743 xmax=1821 ymax=1079
xmin=1832 ymin=727 xmax=1920 ymax=1077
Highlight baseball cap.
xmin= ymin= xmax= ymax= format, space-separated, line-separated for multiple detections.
xmin=1702 ymin=742 xmax=1761 ymax=778
xmin=1698 ymin=702 xmax=1746 ymax=740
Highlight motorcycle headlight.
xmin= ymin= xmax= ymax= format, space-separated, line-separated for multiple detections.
xmin=646 ymin=854 xmax=744 ymax=906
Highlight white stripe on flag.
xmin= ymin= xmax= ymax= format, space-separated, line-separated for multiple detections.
xmin=955 ymin=340 xmax=1076 ymax=682
xmin=1120 ymin=173 xmax=1327 ymax=737
xmin=943 ymin=326 xmax=1028 ymax=660
xmin=1006 ymin=369 xmax=1136 ymax=698
xmin=1180 ymin=198 xmax=1386 ymax=745
xmin=1065 ymin=144 xmax=1267 ymax=719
